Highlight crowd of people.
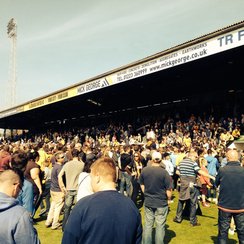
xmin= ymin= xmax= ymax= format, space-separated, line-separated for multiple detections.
xmin=0 ymin=113 xmax=244 ymax=243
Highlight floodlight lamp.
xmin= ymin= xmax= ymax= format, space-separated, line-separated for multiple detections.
xmin=7 ymin=18 xmax=17 ymax=38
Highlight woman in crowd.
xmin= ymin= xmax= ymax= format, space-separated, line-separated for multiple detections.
xmin=77 ymin=160 xmax=94 ymax=201
xmin=198 ymin=156 xmax=212 ymax=207
xmin=25 ymin=150 xmax=43 ymax=217
xmin=126 ymin=152 xmax=145 ymax=208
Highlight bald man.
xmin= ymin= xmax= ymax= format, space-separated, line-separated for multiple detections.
xmin=215 ymin=149 xmax=244 ymax=244
xmin=0 ymin=170 xmax=40 ymax=244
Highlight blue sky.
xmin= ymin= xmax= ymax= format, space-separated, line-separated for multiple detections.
xmin=0 ymin=0 xmax=244 ymax=110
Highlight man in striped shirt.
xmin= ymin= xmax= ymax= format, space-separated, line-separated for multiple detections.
xmin=173 ymin=150 xmax=215 ymax=226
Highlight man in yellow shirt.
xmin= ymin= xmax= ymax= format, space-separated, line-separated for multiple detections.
xmin=36 ymin=142 xmax=48 ymax=171
xmin=232 ymin=127 xmax=240 ymax=140
xmin=183 ymin=133 xmax=192 ymax=148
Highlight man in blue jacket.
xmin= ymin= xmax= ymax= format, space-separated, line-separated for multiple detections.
xmin=62 ymin=157 xmax=142 ymax=244
xmin=216 ymin=149 xmax=244 ymax=244
xmin=205 ymin=149 xmax=219 ymax=204
xmin=0 ymin=169 xmax=40 ymax=244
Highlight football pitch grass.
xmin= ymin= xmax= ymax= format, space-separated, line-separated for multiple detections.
xmin=35 ymin=192 xmax=239 ymax=244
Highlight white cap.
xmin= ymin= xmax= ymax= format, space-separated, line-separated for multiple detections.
xmin=152 ymin=151 xmax=162 ymax=161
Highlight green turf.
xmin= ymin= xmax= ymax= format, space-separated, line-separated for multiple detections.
xmin=35 ymin=192 xmax=239 ymax=244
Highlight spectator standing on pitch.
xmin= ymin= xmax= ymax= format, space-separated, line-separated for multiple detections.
xmin=25 ymin=150 xmax=43 ymax=217
xmin=39 ymin=155 xmax=52 ymax=217
xmin=170 ymin=146 xmax=180 ymax=191
xmin=58 ymin=148 xmax=84 ymax=231
xmin=205 ymin=148 xmax=219 ymax=204
xmin=45 ymin=152 xmax=65 ymax=230
xmin=139 ymin=151 xmax=172 ymax=244
xmin=119 ymin=145 xmax=133 ymax=196
xmin=173 ymin=150 xmax=215 ymax=226
xmin=161 ymin=152 xmax=174 ymax=181
xmin=198 ymin=157 xmax=212 ymax=207
xmin=215 ymin=149 xmax=244 ymax=244
xmin=0 ymin=169 xmax=40 ymax=244
xmin=62 ymin=157 xmax=142 ymax=244
xmin=77 ymin=160 xmax=94 ymax=201
xmin=127 ymin=151 xmax=145 ymax=208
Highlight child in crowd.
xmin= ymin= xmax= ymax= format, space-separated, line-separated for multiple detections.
xmin=199 ymin=157 xmax=212 ymax=207
xmin=39 ymin=154 xmax=52 ymax=217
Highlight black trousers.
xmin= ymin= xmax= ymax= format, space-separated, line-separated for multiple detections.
xmin=131 ymin=178 xmax=144 ymax=209
xmin=175 ymin=186 xmax=198 ymax=224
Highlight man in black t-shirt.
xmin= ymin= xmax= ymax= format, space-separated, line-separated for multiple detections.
xmin=216 ymin=149 xmax=244 ymax=243
xmin=119 ymin=145 xmax=133 ymax=196
xmin=45 ymin=152 xmax=65 ymax=230
xmin=139 ymin=151 xmax=172 ymax=244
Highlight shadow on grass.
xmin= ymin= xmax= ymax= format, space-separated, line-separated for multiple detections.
xmin=34 ymin=215 xmax=47 ymax=223
xmin=200 ymin=214 xmax=216 ymax=219
xmin=211 ymin=236 xmax=238 ymax=244
xmin=165 ymin=224 xmax=176 ymax=243
xmin=151 ymin=224 xmax=176 ymax=244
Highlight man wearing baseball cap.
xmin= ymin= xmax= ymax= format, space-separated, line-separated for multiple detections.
xmin=139 ymin=151 xmax=172 ymax=244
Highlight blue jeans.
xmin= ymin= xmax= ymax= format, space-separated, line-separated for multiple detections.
xmin=119 ymin=171 xmax=132 ymax=197
xmin=218 ymin=210 xmax=244 ymax=244
xmin=62 ymin=190 xmax=77 ymax=231
xmin=143 ymin=205 xmax=168 ymax=244
xmin=40 ymin=180 xmax=51 ymax=212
